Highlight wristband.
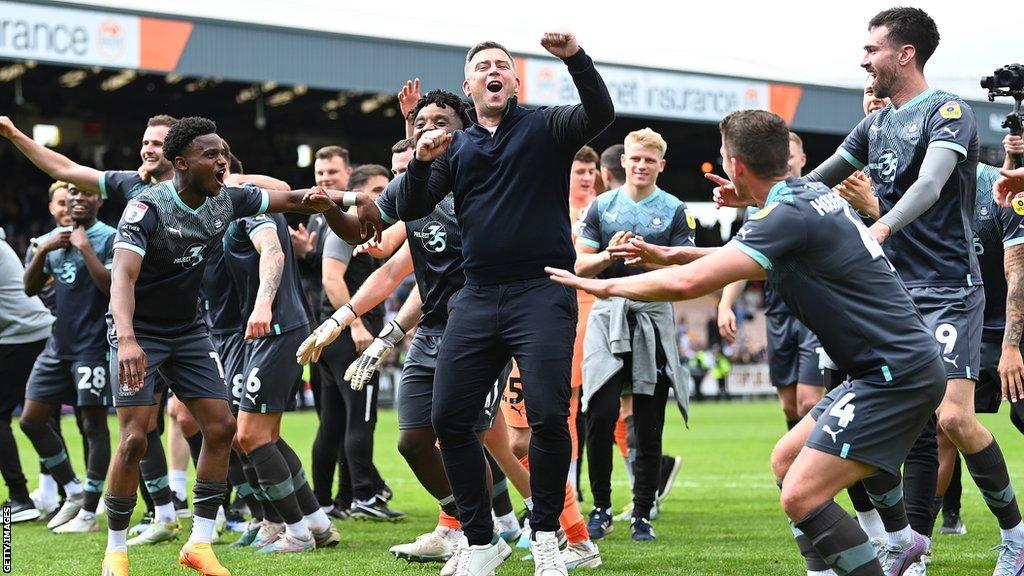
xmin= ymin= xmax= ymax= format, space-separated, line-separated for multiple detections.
xmin=378 ymin=319 xmax=407 ymax=346
xmin=342 ymin=192 xmax=359 ymax=207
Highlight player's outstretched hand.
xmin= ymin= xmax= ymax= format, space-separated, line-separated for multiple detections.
xmin=398 ymin=78 xmax=421 ymax=122
xmin=705 ymin=173 xmax=750 ymax=209
xmin=607 ymin=237 xmax=672 ymax=266
xmin=118 ymin=339 xmax=148 ymax=395
xmin=288 ymin=223 xmax=317 ymax=259
xmin=302 ymin=187 xmax=337 ymax=213
xmin=344 ymin=320 xmax=406 ymax=390
xmin=355 ymin=194 xmax=383 ymax=243
xmin=0 ymin=116 xmax=18 ymax=140
xmin=1000 ymin=343 xmax=1024 ymax=403
xmin=995 ymin=168 xmax=1024 ymax=206
xmin=540 ymin=30 xmax=579 ymax=59
xmin=415 ymin=128 xmax=452 ymax=163
xmin=546 ymin=267 xmax=609 ymax=297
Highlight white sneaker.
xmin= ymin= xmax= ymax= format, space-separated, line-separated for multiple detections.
xmin=440 ymin=536 xmax=464 ymax=576
xmin=30 ymin=488 xmax=58 ymax=517
xmin=561 ymin=539 xmax=601 ymax=569
xmin=390 ymin=527 xmax=459 ymax=562
xmin=904 ymin=560 xmax=927 ymax=575
xmin=561 ymin=537 xmax=598 ymax=569
xmin=450 ymin=536 xmax=512 ymax=576
xmin=46 ymin=495 xmax=83 ymax=530
xmin=52 ymin=512 xmax=99 ymax=533
xmin=531 ymin=531 xmax=568 ymax=576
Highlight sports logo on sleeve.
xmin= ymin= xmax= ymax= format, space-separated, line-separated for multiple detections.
xmin=939 ymin=100 xmax=962 ymax=119
xmin=124 ymin=201 xmax=149 ymax=223
xmin=685 ymin=209 xmax=697 ymax=230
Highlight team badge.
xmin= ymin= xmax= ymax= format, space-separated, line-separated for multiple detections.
xmin=939 ymin=100 xmax=962 ymax=120
xmin=1013 ymin=194 xmax=1024 ymax=217
xmin=124 ymin=201 xmax=148 ymax=224
xmin=749 ymin=203 xmax=778 ymax=221
xmin=685 ymin=210 xmax=696 ymax=230
xmin=651 ymin=216 xmax=663 ymax=227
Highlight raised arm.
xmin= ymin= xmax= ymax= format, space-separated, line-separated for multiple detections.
xmin=548 ymin=243 xmax=764 ymax=302
xmin=23 ymin=231 xmax=68 ymax=296
xmin=0 ymin=116 xmax=103 ymax=193
xmin=396 ymin=130 xmax=454 ymax=221
xmin=266 ymin=187 xmax=379 ymax=244
xmin=70 ymin=226 xmax=112 ymax=295
xmin=868 ymin=147 xmax=958 ymax=244
xmin=805 ymin=153 xmax=858 ymax=188
xmin=540 ymin=32 xmax=615 ymax=147
xmin=226 ymin=173 xmax=291 ymax=191
xmin=245 ymin=226 xmax=285 ymax=340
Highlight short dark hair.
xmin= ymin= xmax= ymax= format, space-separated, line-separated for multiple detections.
xmin=349 ymin=164 xmax=390 ymax=191
xmin=412 ymin=90 xmax=471 ymax=128
xmin=147 ymin=114 xmax=178 ymax=128
xmin=719 ymin=110 xmax=790 ymax=179
xmin=315 ymin=146 xmax=350 ymax=165
xmin=868 ymin=7 xmax=940 ymax=69
xmin=391 ymin=137 xmax=414 ymax=154
xmin=600 ymin=144 xmax=625 ymax=183
xmin=466 ymin=41 xmax=514 ymax=68
xmin=163 ymin=116 xmax=217 ymax=162
xmin=574 ymin=146 xmax=598 ymax=165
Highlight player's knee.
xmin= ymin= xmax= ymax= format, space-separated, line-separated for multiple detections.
xmin=18 ymin=416 xmax=46 ymax=438
xmin=509 ymin=433 xmax=530 ymax=460
xmin=779 ymin=482 xmax=815 ymax=521
xmin=117 ymin=426 xmax=149 ymax=462
xmin=770 ymin=443 xmax=793 ymax=483
xmin=202 ymin=418 xmax=236 ymax=448
xmin=79 ymin=414 xmax=109 ymax=439
xmin=937 ymin=407 xmax=975 ymax=441
xmin=397 ymin=430 xmax=433 ymax=463
xmin=528 ymin=409 xmax=569 ymax=439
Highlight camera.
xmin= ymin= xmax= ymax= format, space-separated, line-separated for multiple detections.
xmin=981 ymin=64 xmax=1024 ymax=94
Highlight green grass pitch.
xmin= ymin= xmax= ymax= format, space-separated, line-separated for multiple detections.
xmin=6 ymin=400 xmax=1022 ymax=575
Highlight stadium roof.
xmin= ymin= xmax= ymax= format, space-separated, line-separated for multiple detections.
xmin=3 ymin=0 xmax=1014 ymax=145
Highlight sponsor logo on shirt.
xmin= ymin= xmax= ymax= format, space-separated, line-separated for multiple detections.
xmin=124 ymin=201 xmax=148 ymax=223
xmin=870 ymin=150 xmax=898 ymax=183
xmin=173 ymin=243 xmax=206 ymax=268
xmin=940 ymin=127 xmax=960 ymax=139
xmin=940 ymin=100 xmax=962 ymax=120
xmin=167 ymin=226 xmax=183 ymax=238
xmin=413 ymin=221 xmax=447 ymax=253
xmin=56 ymin=261 xmax=77 ymax=284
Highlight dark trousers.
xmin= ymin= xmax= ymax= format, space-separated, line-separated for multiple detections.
xmin=432 ymin=279 xmax=577 ymax=545
xmin=313 ymin=328 xmax=384 ymax=504
xmin=0 ymin=339 xmax=47 ymax=500
xmin=586 ymin=352 xmax=670 ymax=519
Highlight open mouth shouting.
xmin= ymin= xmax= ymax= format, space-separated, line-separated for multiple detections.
xmin=486 ymin=80 xmax=503 ymax=93
xmin=215 ymin=167 xmax=226 ymax=186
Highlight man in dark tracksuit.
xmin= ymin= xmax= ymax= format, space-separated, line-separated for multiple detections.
xmin=396 ymin=31 xmax=613 ymax=575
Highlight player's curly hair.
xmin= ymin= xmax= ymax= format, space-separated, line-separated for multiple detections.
xmin=412 ymin=90 xmax=471 ymax=129
xmin=163 ymin=116 xmax=217 ymax=162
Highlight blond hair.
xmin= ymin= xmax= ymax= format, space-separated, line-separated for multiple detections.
xmin=624 ymin=128 xmax=667 ymax=158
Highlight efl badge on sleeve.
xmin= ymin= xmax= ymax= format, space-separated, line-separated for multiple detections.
xmin=940 ymin=100 xmax=962 ymax=120
xmin=124 ymin=201 xmax=149 ymax=224
xmin=1012 ymin=193 xmax=1024 ymax=217
xmin=685 ymin=209 xmax=697 ymax=230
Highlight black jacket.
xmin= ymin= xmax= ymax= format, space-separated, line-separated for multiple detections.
xmin=397 ymin=48 xmax=614 ymax=285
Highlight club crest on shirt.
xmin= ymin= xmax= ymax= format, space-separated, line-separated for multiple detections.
xmin=940 ymin=100 xmax=962 ymax=120
xmin=124 ymin=201 xmax=148 ymax=224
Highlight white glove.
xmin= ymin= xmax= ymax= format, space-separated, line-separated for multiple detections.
xmin=344 ymin=320 xmax=406 ymax=390
xmin=296 ymin=305 xmax=356 ymax=365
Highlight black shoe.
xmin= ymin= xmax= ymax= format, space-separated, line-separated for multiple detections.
xmin=349 ymin=497 xmax=406 ymax=522
xmin=377 ymin=484 xmax=394 ymax=503
xmin=631 ymin=517 xmax=656 ymax=542
xmin=656 ymin=455 xmax=683 ymax=503
xmin=326 ymin=505 xmax=351 ymax=521
xmin=939 ymin=512 xmax=967 ymax=535
xmin=172 ymin=494 xmax=191 ymax=518
xmin=3 ymin=497 xmax=40 ymax=523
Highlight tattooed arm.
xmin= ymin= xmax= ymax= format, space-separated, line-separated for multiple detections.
xmin=246 ymin=226 xmax=284 ymax=340
xmin=1001 ymin=244 xmax=1024 ymax=402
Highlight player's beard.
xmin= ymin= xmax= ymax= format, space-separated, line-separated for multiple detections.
xmin=871 ymin=65 xmax=897 ymax=100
